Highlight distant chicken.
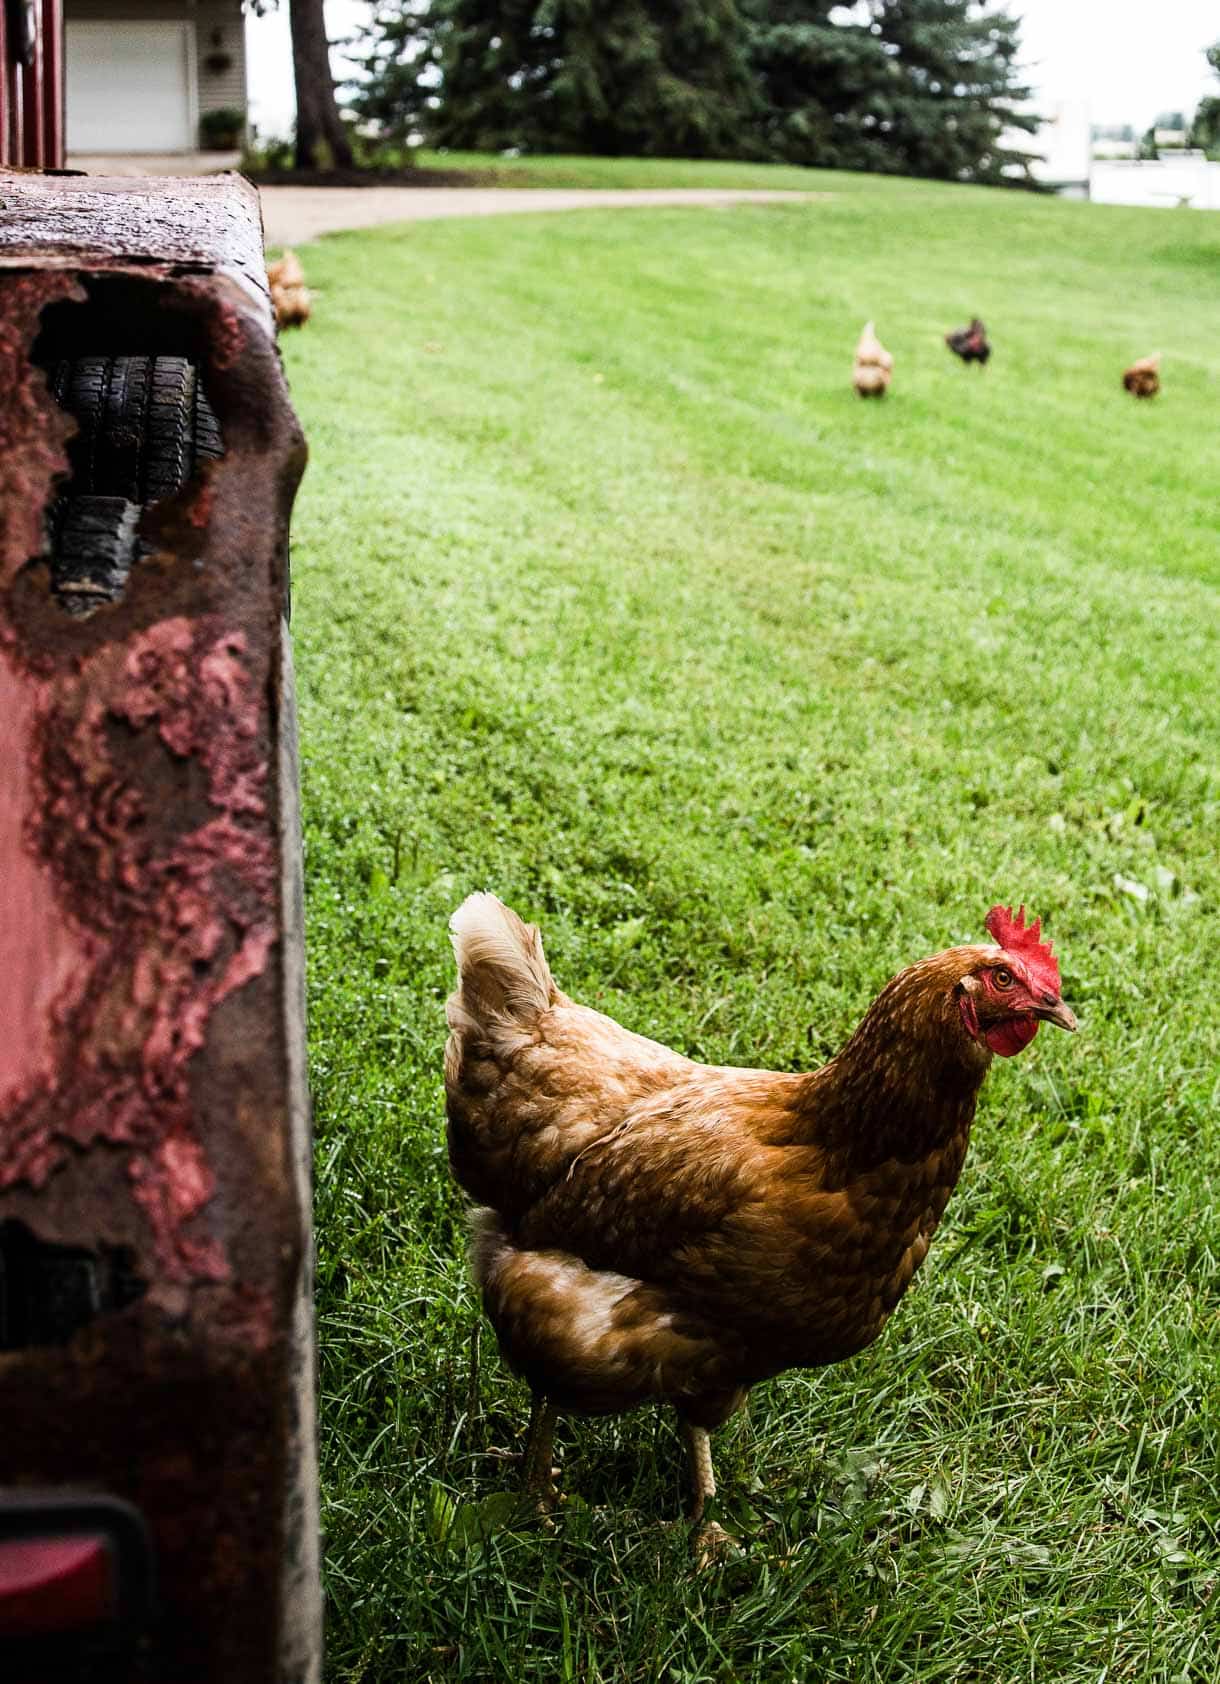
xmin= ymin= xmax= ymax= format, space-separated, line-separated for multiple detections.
xmin=945 ymin=317 xmax=991 ymax=366
xmin=267 ymin=249 xmax=312 ymax=330
xmin=444 ymin=897 xmax=1076 ymax=1553
xmin=1123 ymin=354 xmax=1160 ymax=398
xmin=853 ymin=321 xmax=893 ymax=397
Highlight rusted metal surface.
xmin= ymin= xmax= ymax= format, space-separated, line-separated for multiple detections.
xmin=0 ymin=171 xmax=317 ymax=1681
xmin=0 ymin=171 xmax=273 ymax=312
xmin=0 ymin=0 xmax=63 ymax=169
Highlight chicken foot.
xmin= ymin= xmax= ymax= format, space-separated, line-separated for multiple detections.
xmin=682 ymin=1422 xmax=738 ymax=1565
xmin=518 ymin=1392 xmax=559 ymax=1517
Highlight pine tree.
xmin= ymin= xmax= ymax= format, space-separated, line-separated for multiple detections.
xmin=354 ymin=0 xmax=758 ymax=158
xmin=425 ymin=0 xmax=554 ymax=154
xmin=747 ymin=3 xmax=889 ymax=168
xmin=749 ymin=0 xmax=1037 ymax=183
xmin=349 ymin=2 xmax=438 ymax=145
xmin=539 ymin=0 xmax=759 ymax=158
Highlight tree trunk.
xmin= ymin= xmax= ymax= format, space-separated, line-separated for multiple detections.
xmin=289 ymin=0 xmax=354 ymax=170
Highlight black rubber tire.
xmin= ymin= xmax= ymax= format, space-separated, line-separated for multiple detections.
xmin=98 ymin=354 xmax=153 ymax=502
xmin=50 ymin=355 xmax=223 ymax=504
xmin=51 ymin=496 xmax=141 ymax=615
xmin=192 ymin=376 xmax=224 ymax=468
xmin=53 ymin=356 xmax=109 ymax=495
xmin=142 ymin=357 xmax=194 ymax=502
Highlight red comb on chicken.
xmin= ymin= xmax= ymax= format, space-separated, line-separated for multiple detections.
xmin=444 ymin=895 xmax=1077 ymax=1555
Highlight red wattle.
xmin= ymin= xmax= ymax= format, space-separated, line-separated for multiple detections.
xmin=984 ymin=1017 xmax=1039 ymax=1057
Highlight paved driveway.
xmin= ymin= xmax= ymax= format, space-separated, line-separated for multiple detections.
xmin=258 ymin=186 xmax=824 ymax=246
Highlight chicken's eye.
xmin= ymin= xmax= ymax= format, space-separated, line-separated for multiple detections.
xmin=993 ymin=967 xmax=1014 ymax=990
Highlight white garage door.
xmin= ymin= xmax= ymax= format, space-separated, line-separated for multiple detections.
xmin=67 ymin=21 xmax=196 ymax=153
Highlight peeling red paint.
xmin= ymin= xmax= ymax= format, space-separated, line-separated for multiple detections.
xmin=0 ymin=615 xmax=277 ymax=1280
xmin=0 ymin=648 xmax=96 ymax=1113
xmin=129 ymin=1132 xmax=227 ymax=1282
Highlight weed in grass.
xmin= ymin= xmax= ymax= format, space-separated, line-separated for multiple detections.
xmin=283 ymin=167 xmax=1219 ymax=1682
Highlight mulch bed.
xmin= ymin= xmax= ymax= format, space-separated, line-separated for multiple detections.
xmin=243 ymin=166 xmax=503 ymax=189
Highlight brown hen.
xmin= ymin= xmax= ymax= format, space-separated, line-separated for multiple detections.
xmin=1123 ymin=353 xmax=1160 ymax=398
xmin=852 ymin=321 xmax=893 ymax=397
xmin=267 ymin=249 xmax=312 ymax=330
xmin=444 ymin=896 xmax=1075 ymax=1548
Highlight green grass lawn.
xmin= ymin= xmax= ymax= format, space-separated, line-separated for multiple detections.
xmin=280 ymin=166 xmax=1220 ymax=1682
xmin=413 ymin=150 xmax=880 ymax=192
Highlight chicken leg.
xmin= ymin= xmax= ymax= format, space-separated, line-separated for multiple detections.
xmin=682 ymin=1421 xmax=716 ymax=1522
xmin=519 ymin=1392 xmax=558 ymax=1515
xmin=682 ymin=1421 xmax=736 ymax=1564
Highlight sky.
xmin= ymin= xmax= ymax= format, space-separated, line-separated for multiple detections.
xmin=246 ymin=1 xmax=1220 ymax=143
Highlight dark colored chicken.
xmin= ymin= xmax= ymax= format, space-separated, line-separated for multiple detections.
xmin=946 ymin=318 xmax=991 ymax=365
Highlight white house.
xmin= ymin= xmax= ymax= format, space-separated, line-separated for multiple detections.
xmin=65 ymin=0 xmax=248 ymax=155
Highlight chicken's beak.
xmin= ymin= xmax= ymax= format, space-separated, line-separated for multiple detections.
xmin=1034 ymin=999 xmax=1077 ymax=1032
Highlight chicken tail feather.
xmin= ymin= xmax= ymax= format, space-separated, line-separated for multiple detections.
xmin=447 ymin=892 xmax=556 ymax=1050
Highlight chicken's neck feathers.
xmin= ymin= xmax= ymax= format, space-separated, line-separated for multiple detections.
xmin=791 ymin=952 xmax=992 ymax=1169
